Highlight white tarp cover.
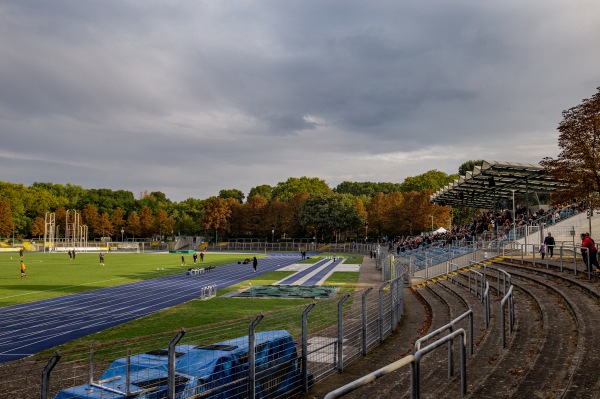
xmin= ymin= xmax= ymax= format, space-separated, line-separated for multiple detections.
xmin=435 ymin=227 xmax=447 ymax=234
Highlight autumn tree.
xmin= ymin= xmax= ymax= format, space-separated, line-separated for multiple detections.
xmin=283 ymin=192 xmax=309 ymax=237
xmin=541 ymin=87 xmax=600 ymax=207
xmin=154 ymin=209 xmax=167 ymax=237
xmin=154 ymin=209 xmax=175 ymax=238
xmin=126 ymin=211 xmax=141 ymax=239
xmin=203 ymin=197 xmax=232 ymax=242
xmin=54 ymin=207 xmax=67 ymax=233
xmin=239 ymin=195 xmax=269 ymax=237
xmin=139 ymin=206 xmax=154 ymax=237
xmin=0 ymin=198 xmax=14 ymax=238
xmin=268 ymin=198 xmax=291 ymax=238
xmin=111 ymin=208 xmax=125 ymax=234
xmin=366 ymin=193 xmax=389 ymax=237
xmin=31 ymin=216 xmax=45 ymax=239
xmin=97 ymin=212 xmax=113 ymax=238
xmin=80 ymin=204 xmax=99 ymax=238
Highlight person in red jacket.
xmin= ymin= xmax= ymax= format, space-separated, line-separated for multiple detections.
xmin=581 ymin=233 xmax=599 ymax=272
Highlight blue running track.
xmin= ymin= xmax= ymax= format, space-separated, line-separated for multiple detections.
xmin=278 ymin=259 xmax=330 ymax=285
xmin=302 ymin=259 xmax=343 ymax=285
xmin=0 ymin=253 xmax=302 ymax=363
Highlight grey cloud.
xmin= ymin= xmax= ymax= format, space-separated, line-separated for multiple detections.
xmin=1 ymin=0 xmax=599 ymax=201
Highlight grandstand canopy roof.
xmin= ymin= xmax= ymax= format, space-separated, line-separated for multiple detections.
xmin=430 ymin=160 xmax=569 ymax=209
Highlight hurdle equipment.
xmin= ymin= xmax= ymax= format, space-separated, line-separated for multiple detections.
xmin=199 ymin=284 xmax=217 ymax=300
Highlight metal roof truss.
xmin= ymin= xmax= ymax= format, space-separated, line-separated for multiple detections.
xmin=430 ymin=160 xmax=569 ymax=208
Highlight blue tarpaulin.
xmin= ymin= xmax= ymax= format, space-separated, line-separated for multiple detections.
xmin=54 ymin=330 xmax=301 ymax=399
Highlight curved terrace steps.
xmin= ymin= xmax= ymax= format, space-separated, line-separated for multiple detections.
xmin=486 ymin=259 xmax=600 ymax=397
xmin=313 ymin=256 xmax=600 ymax=399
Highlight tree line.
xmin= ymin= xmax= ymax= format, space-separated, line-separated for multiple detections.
xmin=0 ymin=171 xmax=458 ymax=242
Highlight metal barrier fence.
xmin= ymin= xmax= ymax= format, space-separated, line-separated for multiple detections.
xmin=324 ymin=314 xmax=470 ymax=399
xmin=500 ymin=285 xmax=515 ymax=350
xmin=503 ymin=242 xmax=596 ymax=280
xmin=1 ymin=277 xmax=403 ymax=399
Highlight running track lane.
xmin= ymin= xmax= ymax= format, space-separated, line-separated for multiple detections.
xmin=0 ymin=253 xmax=301 ymax=363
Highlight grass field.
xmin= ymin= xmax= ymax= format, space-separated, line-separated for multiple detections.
xmin=49 ymin=270 xmax=359 ymax=355
xmin=1 ymin=250 xmax=361 ymax=356
xmin=0 ymin=251 xmax=265 ymax=307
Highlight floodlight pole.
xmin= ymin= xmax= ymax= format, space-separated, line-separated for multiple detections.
xmin=121 ymin=228 xmax=124 ymax=243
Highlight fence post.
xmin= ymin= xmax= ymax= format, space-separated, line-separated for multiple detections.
xmin=40 ymin=351 xmax=61 ymax=399
xmin=248 ymin=314 xmax=264 ymax=399
xmin=390 ymin=278 xmax=398 ymax=332
xmin=379 ymin=281 xmax=390 ymax=343
xmin=337 ymin=294 xmax=351 ymax=372
xmin=398 ymin=276 xmax=404 ymax=318
xmin=126 ymin=348 xmax=131 ymax=397
xmin=302 ymin=303 xmax=315 ymax=393
xmin=361 ymin=287 xmax=373 ymax=356
xmin=89 ymin=340 xmax=94 ymax=385
xmin=168 ymin=329 xmax=186 ymax=399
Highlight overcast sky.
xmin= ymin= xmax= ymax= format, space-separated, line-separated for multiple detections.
xmin=1 ymin=1 xmax=598 ymax=202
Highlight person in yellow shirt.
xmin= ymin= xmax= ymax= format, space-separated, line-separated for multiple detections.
xmin=20 ymin=260 xmax=27 ymax=279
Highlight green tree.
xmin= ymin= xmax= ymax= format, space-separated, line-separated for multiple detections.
xmin=458 ymin=160 xmax=484 ymax=176
xmin=540 ymin=87 xmax=600 ymax=206
xmin=219 ymin=189 xmax=245 ymax=203
xmin=0 ymin=183 xmax=28 ymax=235
xmin=334 ymin=181 xmax=403 ymax=197
xmin=173 ymin=198 xmax=204 ymax=235
xmin=248 ymin=185 xmax=273 ymax=202
xmin=298 ymin=193 xmax=363 ymax=240
xmin=272 ymin=177 xmax=332 ymax=202
xmin=400 ymin=170 xmax=458 ymax=192
xmin=137 ymin=191 xmax=170 ymax=213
